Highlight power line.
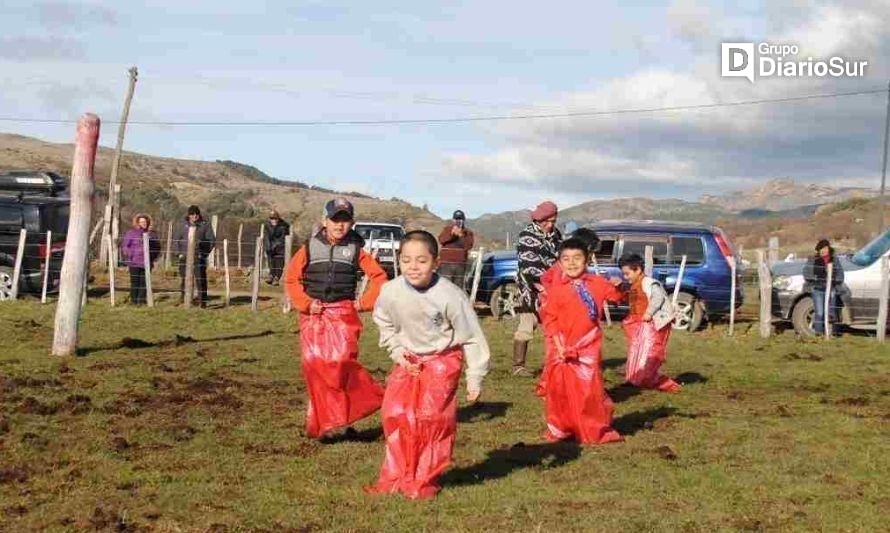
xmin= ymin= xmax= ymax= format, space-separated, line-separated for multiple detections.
xmin=0 ymin=87 xmax=886 ymax=127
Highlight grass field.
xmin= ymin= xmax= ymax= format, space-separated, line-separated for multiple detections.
xmin=0 ymin=298 xmax=888 ymax=532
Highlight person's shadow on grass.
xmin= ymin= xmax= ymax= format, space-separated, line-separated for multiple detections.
xmin=613 ymin=406 xmax=677 ymax=436
xmin=457 ymin=401 xmax=512 ymax=423
xmin=440 ymin=441 xmax=581 ymax=487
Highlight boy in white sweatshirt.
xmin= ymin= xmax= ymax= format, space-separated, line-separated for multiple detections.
xmin=365 ymin=230 xmax=490 ymax=500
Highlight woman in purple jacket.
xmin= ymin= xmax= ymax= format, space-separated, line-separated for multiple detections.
xmin=121 ymin=214 xmax=161 ymax=305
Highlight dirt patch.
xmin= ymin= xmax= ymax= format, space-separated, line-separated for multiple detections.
xmin=83 ymin=506 xmax=147 ymax=533
xmin=784 ymin=352 xmax=823 ymax=362
xmin=0 ymin=416 xmax=9 ymax=434
xmin=726 ymin=391 xmax=744 ymax=400
xmin=111 ymin=436 xmax=133 ymax=452
xmin=3 ymin=505 xmax=29 ymax=517
xmin=1 ymin=376 xmax=63 ymax=393
xmin=167 ymin=424 xmax=199 ymax=442
xmin=61 ymin=394 xmax=93 ymax=414
xmin=656 ymin=445 xmax=678 ymax=461
xmin=17 ymin=396 xmax=58 ymax=415
xmin=837 ymin=397 xmax=870 ymax=406
xmin=0 ymin=466 xmax=28 ymax=484
xmin=776 ymin=405 xmax=793 ymax=417
xmin=21 ymin=432 xmax=49 ymax=450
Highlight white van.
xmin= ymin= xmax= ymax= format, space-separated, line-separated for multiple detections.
xmin=353 ymin=222 xmax=405 ymax=279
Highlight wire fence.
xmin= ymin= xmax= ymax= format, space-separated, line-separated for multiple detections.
xmin=2 ymin=227 xmax=888 ymax=341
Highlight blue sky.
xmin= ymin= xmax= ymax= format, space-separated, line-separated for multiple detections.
xmin=0 ymin=1 xmax=887 ymax=218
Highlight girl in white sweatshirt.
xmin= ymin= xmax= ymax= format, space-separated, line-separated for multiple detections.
xmin=364 ymin=230 xmax=490 ymax=500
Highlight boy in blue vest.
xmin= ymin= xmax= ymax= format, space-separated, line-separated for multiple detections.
xmin=285 ymin=198 xmax=389 ymax=440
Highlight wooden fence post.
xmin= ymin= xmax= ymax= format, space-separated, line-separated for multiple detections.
xmin=142 ymin=232 xmax=154 ymax=307
xmin=53 ymin=113 xmax=99 ymax=356
xmin=824 ymin=263 xmax=833 ymax=340
xmin=183 ymin=226 xmax=196 ymax=308
xmin=469 ymin=247 xmax=485 ymax=304
xmin=768 ymin=237 xmax=779 ymax=265
xmin=251 ymin=236 xmax=262 ymax=312
xmin=877 ymin=255 xmax=889 ymax=343
xmin=644 ymin=245 xmax=654 ymax=277
xmin=237 ymin=223 xmax=243 ymax=270
xmin=392 ymin=238 xmax=400 ymax=277
xmin=671 ymin=255 xmax=688 ymax=326
xmin=209 ymin=214 xmax=219 ymax=270
xmin=9 ymin=229 xmax=27 ymax=300
xmin=223 ymin=239 xmax=231 ymax=307
xmin=729 ymin=256 xmax=737 ymax=336
xmin=165 ymin=221 xmax=173 ymax=270
xmin=106 ymin=234 xmax=116 ymax=307
xmin=282 ymin=233 xmax=293 ymax=313
xmin=41 ymin=230 xmax=52 ymax=303
xmin=757 ymin=250 xmax=772 ymax=339
xmin=99 ymin=204 xmax=112 ymax=268
xmin=111 ymin=183 xmax=122 ymax=269
xmin=89 ymin=218 xmax=103 ymax=248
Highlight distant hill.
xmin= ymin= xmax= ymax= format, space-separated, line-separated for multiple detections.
xmin=0 ymin=133 xmax=444 ymax=242
xmin=699 ymin=178 xmax=875 ymax=212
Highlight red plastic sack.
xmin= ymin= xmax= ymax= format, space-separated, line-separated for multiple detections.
xmin=299 ymin=301 xmax=384 ymax=438
xmin=622 ymin=317 xmax=680 ymax=393
xmin=535 ymin=327 xmax=622 ymax=445
xmin=365 ymin=348 xmax=463 ymax=500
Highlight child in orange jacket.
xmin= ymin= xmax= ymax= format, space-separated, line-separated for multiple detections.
xmin=536 ymin=237 xmax=624 ymax=445
xmin=284 ymin=198 xmax=389 ymax=440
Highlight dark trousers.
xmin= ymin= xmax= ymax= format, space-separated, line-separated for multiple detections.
xmin=438 ymin=261 xmax=468 ymax=291
xmin=179 ymin=258 xmax=209 ymax=305
xmin=268 ymin=253 xmax=285 ymax=281
xmin=129 ymin=267 xmax=147 ymax=305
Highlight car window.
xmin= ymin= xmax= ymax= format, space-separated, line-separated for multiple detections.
xmin=0 ymin=205 xmax=23 ymax=230
xmin=621 ymin=237 xmax=668 ymax=265
xmin=594 ymin=237 xmax=617 ymax=264
xmin=43 ymin=205 xmax=69 ymax=235
xmin=355 ymin=226 xmax=403 ymax=242
xmin=671 ymin=236 xmax=705 ymax=265
xmin=851 ymin=229 xmax=890 ymax=267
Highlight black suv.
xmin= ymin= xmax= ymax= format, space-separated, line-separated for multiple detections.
xmin=0 ymin=171 xmax=69 ymax=300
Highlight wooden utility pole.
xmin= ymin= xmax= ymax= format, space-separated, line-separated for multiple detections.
xmin=879 ymin=80 xmax=890 ymax=234
xmin=100 ymin=66 xmax=138 ymax=266
xmin=757 ymin=250 xmax=772 ymax=339
xmin=53 ymin=114 xmax=100 ymax=357
xmin=142 ymin=232 xmax=154 ymax=307
xmin=183 ymin=226 xmax=196 ymax=308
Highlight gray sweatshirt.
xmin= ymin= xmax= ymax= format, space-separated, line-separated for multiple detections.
xmin=373 ymin=275 xmax=491 ymax=392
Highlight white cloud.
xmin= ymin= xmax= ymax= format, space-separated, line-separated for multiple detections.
xmin=440 ymin=0 xmax=890 ymax=202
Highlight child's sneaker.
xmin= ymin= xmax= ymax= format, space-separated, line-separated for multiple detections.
xmin=512 ymin=367 xmax=533 ymax=377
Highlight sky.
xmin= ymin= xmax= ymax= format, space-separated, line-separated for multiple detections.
xmin=0 ymin=0 xmax=888 ymax=218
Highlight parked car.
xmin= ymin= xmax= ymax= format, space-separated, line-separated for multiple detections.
xmin=474 ymin=220 xmax=744 ymax=332
xmin=771 ymin=228 xmax=890 ymax=336
xmin=0 ymin=171 xmax=69 ymax=300
xmin=353 ymin=222 xmax=405 ymax=279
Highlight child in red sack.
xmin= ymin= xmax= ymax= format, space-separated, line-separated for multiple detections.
xmin=536 ymin=238 xmax=624 ymax=445
xmin=365 ymin=230 xmax=490 ymax=500
xmin=284 ymin=198 xmax=388 ymax=440
xmin=619 ymin=253 xmax=681 ymax=393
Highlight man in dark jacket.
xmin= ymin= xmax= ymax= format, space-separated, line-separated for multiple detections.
xmin=513 ymin=200 xmax=562 ymax=376
xmin=263 ymin=210 xmax=291 ymax=285
xmin=437 ymin=210 xmax=475 ymax=290
xmin=172 ymin=205 xmax=216 ymax=307
xmin=803 ymin=238 xmax=845 ymax=335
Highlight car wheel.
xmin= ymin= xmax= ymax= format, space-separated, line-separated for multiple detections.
xmin=0 ymin=266 xmax=14 ymax=301
xmin=489 ymin=282 xmax=518 ymax=320
xmin=791 ymin=296 xmax=816 ymax=338
xmin=673 ymin=292 xmax=704 ymax=332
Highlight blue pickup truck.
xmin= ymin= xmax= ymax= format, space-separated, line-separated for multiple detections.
xmin=473 ymin=220 xmax=744 ymax=332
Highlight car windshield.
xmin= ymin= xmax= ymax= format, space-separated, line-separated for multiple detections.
xmin=851 ymin=229 xmax=890 ymax=267
xmin=355 ymin=226 xmax=403 ymax=241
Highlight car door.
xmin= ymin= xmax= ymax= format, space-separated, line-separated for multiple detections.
xmin=618 ymin=234 xmax=670 ymax=282
xmin=0 ymin=204 xmax=24 ymax=264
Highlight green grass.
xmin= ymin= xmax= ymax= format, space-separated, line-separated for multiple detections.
xmin=0 ymin=299 xmax=888 ymax=532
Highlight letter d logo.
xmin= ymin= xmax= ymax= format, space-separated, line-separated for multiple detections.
xmin=722 ymin=43 xmax=755 ymax=83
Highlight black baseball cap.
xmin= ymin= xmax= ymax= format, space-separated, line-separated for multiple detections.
xmin=452 ymin=210 xmax=466 ymax=220
xmin=324 ymin=198 xmax=354 ymax=219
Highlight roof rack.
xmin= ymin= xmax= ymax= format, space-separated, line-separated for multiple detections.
xmin=0 ymin=171 xmax=68 ymax=196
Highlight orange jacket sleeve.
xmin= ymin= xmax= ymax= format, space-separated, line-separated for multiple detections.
xmin=284 ymin=246 xmax=314 ymax=313
xmin=357 ymin=250 xmax=388 ymax=311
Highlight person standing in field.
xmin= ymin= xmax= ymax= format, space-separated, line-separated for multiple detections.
xmin=263 ymin=210 xmax=290 ymax=286
xmin=172 ymin=205 xmax=216 ymax=308
xmin=803 ymin=238 xmax=845 ymax=336
xmin=284 ymin=198 xmax=388 ymax=440
xmin=513 ymin=201 xmax=562 ymax=376
xmin=365 ymin=230 xmax=490 ymax=500
xmin=121 ymin=213 xmax=160 ymax=305
xmin=437 ymin=210 xmax=475 ymax=290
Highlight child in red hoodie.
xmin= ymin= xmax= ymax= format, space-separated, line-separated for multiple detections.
xmin=536 ymin=237 xmax=624 ymax=445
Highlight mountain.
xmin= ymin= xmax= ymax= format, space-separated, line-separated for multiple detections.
xmin=699 ymin=178 xmax=875 ymax=212
xmin=0 ymin=133 xmax=444 ymax=241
